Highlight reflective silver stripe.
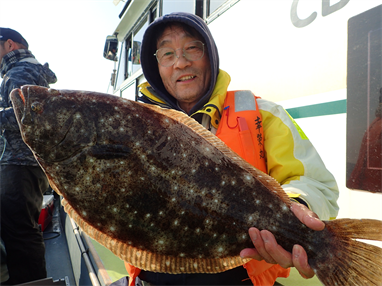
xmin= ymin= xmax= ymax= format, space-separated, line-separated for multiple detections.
xmin=234 ymin=90 xmax=256 ymax=112
xmin=19 ymin=58 xmax=40 ymax=65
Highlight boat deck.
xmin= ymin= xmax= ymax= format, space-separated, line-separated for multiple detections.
xmin=43 ymin=193 xmax=128 ymax=286
xmin=43 ymin=193 xmax=75 ymax=285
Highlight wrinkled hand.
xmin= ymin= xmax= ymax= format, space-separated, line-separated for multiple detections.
xmin=240 ymin=203 xmax=325 ymax=279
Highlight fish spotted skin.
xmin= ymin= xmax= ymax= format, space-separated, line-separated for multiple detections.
xmin=10 ymin=85 xmax=302 ymax=257
xmin=10 ymin=86 xmax=382 ymax=285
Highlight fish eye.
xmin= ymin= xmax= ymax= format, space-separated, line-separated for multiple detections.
xmin=31 ymin=102 xmax=43 ymax=113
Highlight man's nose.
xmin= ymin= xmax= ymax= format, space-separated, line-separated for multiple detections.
xmin=173 ymin=50 xmax=191 ymax=69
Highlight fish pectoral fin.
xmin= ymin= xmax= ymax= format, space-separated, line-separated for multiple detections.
xmin=89 ymin=144 xmax=132 ymax=160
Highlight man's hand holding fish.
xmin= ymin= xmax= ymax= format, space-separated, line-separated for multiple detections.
xmin=241 ymin=202 xmax=325 ymax=279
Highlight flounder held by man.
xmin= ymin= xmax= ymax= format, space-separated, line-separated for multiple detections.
xmin=10 ymin=85 xmax=382 ymax=285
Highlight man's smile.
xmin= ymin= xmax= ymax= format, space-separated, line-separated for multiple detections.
xmin=177 ymin=75 xmax=196 ymax=82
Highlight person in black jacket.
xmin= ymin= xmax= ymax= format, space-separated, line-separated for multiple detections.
xmin=0 ymin=27 xmax=57 ymax=285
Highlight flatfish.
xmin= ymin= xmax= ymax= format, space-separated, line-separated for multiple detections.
xmin=10 ymin=85 xmax=382 ymax=286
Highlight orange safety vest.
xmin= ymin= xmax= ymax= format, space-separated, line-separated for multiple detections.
xmin=216 ymin=90 xmax=290 ymax=285
xmin=216 ymin=90 xmax=267 ymax=173
xmin=125 ymin=90 xmax=290 ymax=286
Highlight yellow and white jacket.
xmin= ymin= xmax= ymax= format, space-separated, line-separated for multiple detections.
xmin=139 ymin=69 xmax=339 ymax=220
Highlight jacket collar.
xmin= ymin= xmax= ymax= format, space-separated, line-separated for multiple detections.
xmin=0 ymin=49 xmax=35 ymax=78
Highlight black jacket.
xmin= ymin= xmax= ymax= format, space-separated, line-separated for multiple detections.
xmin=0 ymin=49 xmax=57 ymax=165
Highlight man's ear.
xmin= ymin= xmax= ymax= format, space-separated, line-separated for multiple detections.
xmin=8 ymin=39 xmax=20 ymax=51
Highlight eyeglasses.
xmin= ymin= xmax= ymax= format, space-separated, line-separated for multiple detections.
xmin=154 ymin=41 xmax=205 ymax=67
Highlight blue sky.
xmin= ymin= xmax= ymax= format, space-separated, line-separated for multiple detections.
xmin=0 ymin=0 xmax=123 ymax=94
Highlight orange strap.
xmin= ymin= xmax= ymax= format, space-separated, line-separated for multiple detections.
xmin=124 ymin=262 xmax=141 ymax=286
xmin=216 ymin=90 xmax=267 ymax=173
xmin=243 ymin=260 xmax=290 ymax=285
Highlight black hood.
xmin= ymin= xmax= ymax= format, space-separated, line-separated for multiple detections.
xmin=140 ymin=12 xmax=219 ymax=115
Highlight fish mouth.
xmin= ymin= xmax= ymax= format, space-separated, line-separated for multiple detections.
xmin=11 ymin=85 xmax=97 ymax=162
xmin=10 ymin=85 xmax=71 ymax=157
xmin=10 ymin=85 xmax=50 ymax=126
xmin=10 ymin=88 xmax=26 ymax=123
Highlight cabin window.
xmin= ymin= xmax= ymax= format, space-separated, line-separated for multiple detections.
xmin=126 ymin=38 xmax=132 ymax=78
xmin=162 ymin=0 xmax=194 ymax=15
xmin=114 ymin=41 xmax=128 ymax=90
xmin=121 ymin=80 xmax=137 ymax=101
xmin=131 ymin=19 xmax=148 ymax=75
xmin=150 ymin=5 xmax=158 ymax=23
xmin=208 ymin=0 xmax=228 ymax=16
xmin=346 ymin=5 xmax=382 ymax=193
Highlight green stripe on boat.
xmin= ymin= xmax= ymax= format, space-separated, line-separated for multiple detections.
xmin=286 ymin=100 xmax=347 ymax=119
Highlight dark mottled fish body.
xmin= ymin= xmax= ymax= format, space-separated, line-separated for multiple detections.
xmin=10 ymin=86 xmax=382 ymax=285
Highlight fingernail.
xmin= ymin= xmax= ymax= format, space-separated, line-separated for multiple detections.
xmin=293 ymin=245 xmax=300 ymax=258
xmin=251 ymin=230 xmax=257 ymax=242
xmin=261 ymin=231 xmax=268 ymax=243
xmin=239 ymin=250 xmax=246 ymax=258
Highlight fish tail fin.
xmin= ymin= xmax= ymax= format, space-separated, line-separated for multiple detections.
xmin=312 ymin=219 xmax=382 ymax=286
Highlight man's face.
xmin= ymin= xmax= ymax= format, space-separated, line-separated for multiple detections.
xmin=0 ymin=41 xmax=9 ymax=64
xmin=156 ymin=25 xmax=211 ymax=113
xmin=0 ymin=40 xmax=15 ymax=64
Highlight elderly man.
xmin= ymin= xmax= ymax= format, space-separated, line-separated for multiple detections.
xmin=0 ymin=28 xmax=57 ymax=284
xmin=119 ymin=12 xmax=338 ymax=286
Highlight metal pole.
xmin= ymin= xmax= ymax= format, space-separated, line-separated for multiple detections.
xmin=70 ymin=218 xmax=101 ymax=286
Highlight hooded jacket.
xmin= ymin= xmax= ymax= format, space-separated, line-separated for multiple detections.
xmin=0 ymin=49 xmax=57 ymax=165
xmin=140 ymin=12 xmax=219 ymax=117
